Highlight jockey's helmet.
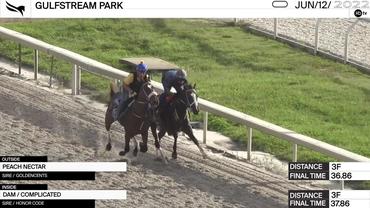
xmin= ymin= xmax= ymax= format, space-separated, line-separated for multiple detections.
xmin=136 ymin=61 xmax=148 ymax=74
xmin=175 ymin=69 xmax=187 ymax=79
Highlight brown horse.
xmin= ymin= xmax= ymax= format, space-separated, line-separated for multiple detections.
xmin=105 ymin=82 xmax=163 ymax=159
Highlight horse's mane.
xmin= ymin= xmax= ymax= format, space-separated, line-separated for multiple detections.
xmin=140 ymin=81 xmax=153 ymax=91
xmin=184 ymin=83 xmax=192 ymax=89
xmin=180 ymin=83 xmax=194 ymax=93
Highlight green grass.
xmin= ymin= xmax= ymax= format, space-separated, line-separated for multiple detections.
xmin=1 ymin=19 xmax=369 ymax=163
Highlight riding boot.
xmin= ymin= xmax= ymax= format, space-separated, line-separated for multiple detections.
xmin=117 ymin=97 xmax=135 ymax=121
xmin=112 ymin=98 xmax=119 ymax=121
xmin=112 ymin=93 xmax=126 ymax=121
xmin=117 ymin=103 xmax=130 ymax=121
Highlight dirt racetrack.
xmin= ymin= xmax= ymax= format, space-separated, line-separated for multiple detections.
xmin=0 ymin=69 xmax=317 ymax=208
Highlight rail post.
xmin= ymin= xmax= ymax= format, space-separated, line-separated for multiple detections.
xmin=76 ymin=66 xmax=81 ymax=95
xmin=203 ymin=112 xmax=208 ymax=144
xmin=274 ymin=18 xmax=278 ymax=39
xmin=247 ymin=127 xmax=253 ymax=161
xmin=72 ymin=64 xmax=78 ymax=95
xmin=292 ymin=143 xmax=298 ymax=162
xmin=18 ymin=44 xmax=21 ymax=74
xmin=34 ymin=49 xmax=38 ymax=80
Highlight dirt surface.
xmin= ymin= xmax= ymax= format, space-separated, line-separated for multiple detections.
xmin=0 ymin=69 xmax=319 ymax=207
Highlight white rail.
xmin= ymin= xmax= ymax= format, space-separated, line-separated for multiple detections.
xmin=0 ymin=26 xmax=369 ymax=165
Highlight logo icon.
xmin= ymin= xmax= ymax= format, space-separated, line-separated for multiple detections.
xmin=272 ymin=0 xmax=288 ymax=8
xmin=354 ymin=9 xmax=363 ymax=17
xmin=6 ymin=1 xmax=25 ymax=16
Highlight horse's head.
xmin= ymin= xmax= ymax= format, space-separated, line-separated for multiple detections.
xmin=138 ymin=82 xmax=159 ymax=109
xmin=178 ymin=83 xmax=199 ymax=115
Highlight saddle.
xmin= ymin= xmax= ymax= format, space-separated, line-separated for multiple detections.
xmin=165 ymin=94 xmax=175 ymax=103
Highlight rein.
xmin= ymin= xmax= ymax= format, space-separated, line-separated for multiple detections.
xmin=173 ymin=88 xmax=198 ymax=121
xmin=174 ymin=95 xmax=190 ymax=121
xmin=131 ymin=84 xmax=158 ymax=120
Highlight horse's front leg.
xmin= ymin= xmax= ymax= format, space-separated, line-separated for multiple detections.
xmin=133 ymin=137 xmax=139 ymax=157
xmin=182 ymin=123 xmax=208 ymax=159
xmin=151 ymin=123 xmax=167 ymax=163
xmin=119 ymin=134 xmax=131 ymax=156
xmin=158 ymin=129 xmax=166 ymax=142
xmin=140 ymin=128 xmax=149 ymax=153
xmin=172 ymin=133 xmax=178 ymax=159
xmin=105 ymin=131 xmax=112 ymax=151
xmin=150 ymin=122 xmax=159 ymax=149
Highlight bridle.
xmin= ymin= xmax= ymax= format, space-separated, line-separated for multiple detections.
xmin=175 ymin=88 xmax=198 ymax=120
xmin=136 ymin=83 xmax=158 ymax=105
xmin=132 ymin=83 xmax=158 ymax=120
xmin=178 ymin=88 xmax=198 ymax=109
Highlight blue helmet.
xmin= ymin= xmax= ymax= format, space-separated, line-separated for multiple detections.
xmin=136 ymin=62 xmax=148 ymax=74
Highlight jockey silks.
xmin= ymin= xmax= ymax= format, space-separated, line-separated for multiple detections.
xmin=128 ymin=72 xmax=148 ymax=95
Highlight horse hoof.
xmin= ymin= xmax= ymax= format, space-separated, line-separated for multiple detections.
xmin=140 ymin=146 xmax=148 ymax=153
xmin=105 ymin=143 xmax=112 ymax=151
xmin=172 ymin=153 xmax=177 ymax=160
xmin=139 ymin=143 xmax=148 ymax=153
xmin=140 ymin=149 xmax=148 ymax=153
xmin=119 ymin=151 xmax=127 ymax=156
xmin=133 ymin=151 xmax=138 ymax=157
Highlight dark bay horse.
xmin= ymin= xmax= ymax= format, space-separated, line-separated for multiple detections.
xmin=156 ymin=83 xmax=208 ymax=160
xmin=105 ymin=82 xmax=164 ymax=160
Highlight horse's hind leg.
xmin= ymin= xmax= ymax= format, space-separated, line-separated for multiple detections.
xmin=182 ymin=124 xmax=208 ymax=159
xmin=105 ymin=105 xmax=114 ymax=151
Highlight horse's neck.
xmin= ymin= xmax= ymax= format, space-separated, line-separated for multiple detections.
xmin=132 ymin=88 xmax=150 ymax=114
xmin=132 ymin=98 xmax=146 ymax=112
xmin=174 ymin=99 xmax=187 ymax=119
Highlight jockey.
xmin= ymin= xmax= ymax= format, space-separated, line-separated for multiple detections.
xmin=123 ymin=61 xmax=149 ymax=96
xmin=159 ymin=69 xmax=188 ymax=111
xmin=114 ymin=61 xmax=149 ymax=120
xmin=162 ymin=69 xmax=187 ymax=95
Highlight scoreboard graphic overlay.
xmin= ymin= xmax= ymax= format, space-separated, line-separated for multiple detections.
xmin=0 ymin=156 xmax=126 ymax=208
xmin=289 ymin=162 xmax=370 ymax=208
